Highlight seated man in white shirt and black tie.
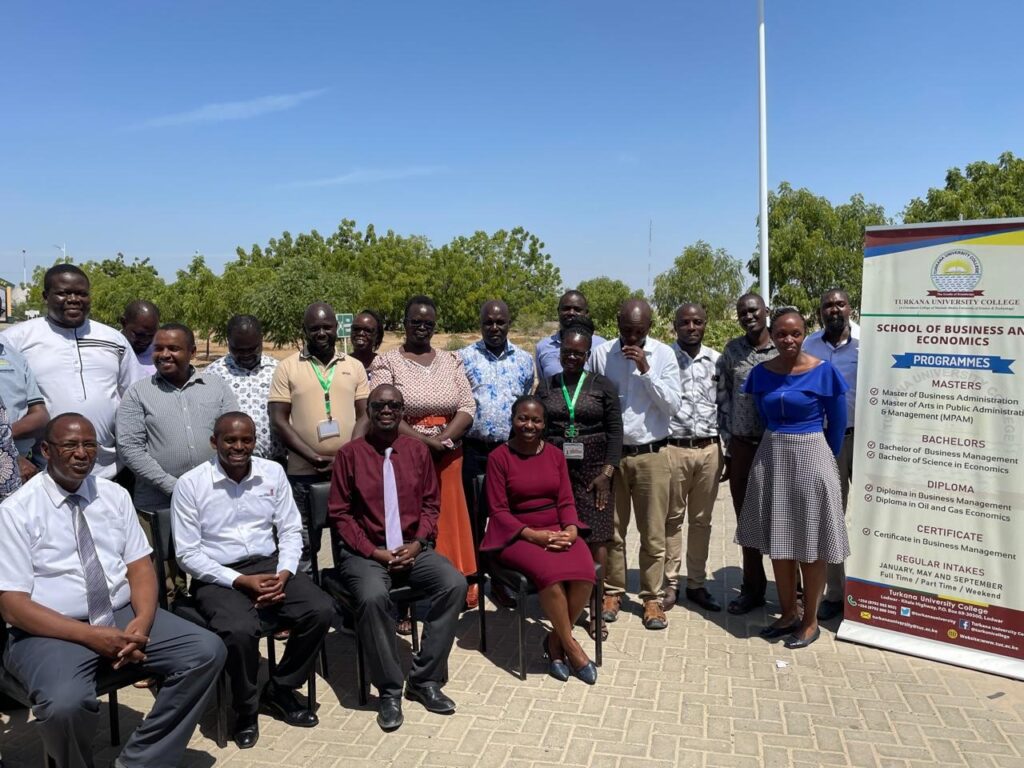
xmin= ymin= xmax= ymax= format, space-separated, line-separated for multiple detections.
xmin=0 ymin=413 xmax=226 ymax=768
xmin=171 ymin=411 xmax=334 ymax=750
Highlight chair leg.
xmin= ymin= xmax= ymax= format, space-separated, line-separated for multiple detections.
xmin=410 ymin=614 xmax=420 ymax=655
xmin=216 ymin=673 xmax=228 ymax=749
xmin=516 ymin=583 xmax=528 ymax=681
xmin=307 ymin=663 xmax=317 ymax=713
xmin=594 ymin=576 xmax=604 ymax=667
xmin=355 ymin=634 xmax=368 ymax=707
xmin=108 ymin=689 xmax=120 ymax=746
xmin=477 ymin=574 xmax=487 ymax=652
xmin=265 ymin=635 xmax=277 ymax=675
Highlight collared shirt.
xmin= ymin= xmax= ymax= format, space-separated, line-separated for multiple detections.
xmin=171 ymin=456 xmax=302 ymax=588
xmin=0 ymin=473 xmax=152 ymax=619
xmin=670 ymin=343 xmax=721 ymax=439
xmin=115 ymin=369 xmax=239 ymax=509
xmin=0 ymin=341 xmax=45 ymax=456
xmin=458 ymin=340 xmax=535 ymax=442
xmin=586 ymin=337 xmax=682 ymax=446
xmin=205 ymin=353 xmax=284 ymax=460
xmin=269 ymin=348 xmax=369 ymax=476
xmin=135 ymin=344 xmax=157 ymax=376
xmin=803 ymin=328 xmax=859 ymax=426
xmin=328 ymin=435 xmax=440 ymax=558
xmin=535 ymin=331 xmax=607 ymax=380
xmin=716 ymin=335 xmax=778 ymax=445
xmin=0 ymin=317 xmax=147 ymax=477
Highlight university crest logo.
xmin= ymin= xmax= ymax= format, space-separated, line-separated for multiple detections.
xmin=929 ymin=249 xmax=983 ymax=297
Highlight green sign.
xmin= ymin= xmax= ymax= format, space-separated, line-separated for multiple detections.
xmin=336 ymin=313 xmax=354 ymax=339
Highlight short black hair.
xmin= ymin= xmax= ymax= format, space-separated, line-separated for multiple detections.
xmin=226 ymin=314 xmax=262 ymax=338
xmin=43 ymin=264 xmax=89 ymax=292
xmin=122 ymin=300 xmax=160 ymax=322
xmin=158 ymin=322 xmax=196 ymax=349
xmin=769 ymin=305 xmax=806 ymax=331
xmin=560 ymin=316 xmax=595 ymax=343
xmin=511 ymin=394 xmax=547 ymax=420
xmin=44 ymin=412 xmax=92 ymax=443
xmin=404 ymin=295 xmax=436 ymax=320
xmin=358 ymin=308 xmax=385 ymax=348
xmin=214 ymin=411 xmax=255 ymax=436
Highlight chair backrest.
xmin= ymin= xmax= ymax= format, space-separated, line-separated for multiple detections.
xmin=308 ymin=481 xmax=331 ymax=537
xmin=137 ymin=507 xmax=173 ymax=609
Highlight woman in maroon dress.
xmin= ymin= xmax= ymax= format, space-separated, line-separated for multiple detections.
xmin=482 ymin=395 xmax=597 ymax=684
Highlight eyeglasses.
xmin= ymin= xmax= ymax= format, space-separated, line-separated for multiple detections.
xmin=369 ymin=400 xmax=405 ymax=412
xmin=46 ymin=440 xmax=99 ymax=453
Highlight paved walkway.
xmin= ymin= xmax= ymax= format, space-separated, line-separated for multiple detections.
xmin=2 ymin=489 xmax=1022 ymax=767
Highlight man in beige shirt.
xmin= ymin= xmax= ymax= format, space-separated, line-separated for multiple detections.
xmin=269 ymin=302 xmax=369 ymax=570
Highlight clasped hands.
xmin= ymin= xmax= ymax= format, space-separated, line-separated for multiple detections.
xmin=526 ymin=526 xmax=577 ymax=552
xmin=234 ymin=570 xmax=292 ymax=608
xmin=86 ymin=616 xmax=152 ymax=669
xmin=372 ymin=540 xmax=423 ymax=572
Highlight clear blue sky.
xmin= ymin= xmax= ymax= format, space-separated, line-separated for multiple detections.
xmin=3 ymin=1 xmax=1022 ymax=292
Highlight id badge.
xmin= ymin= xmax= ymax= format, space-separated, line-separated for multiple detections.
xmin=316 ymin=419 xmax=341 ymax=441
xmin=563 ymin=441 xmax=585 ymax=460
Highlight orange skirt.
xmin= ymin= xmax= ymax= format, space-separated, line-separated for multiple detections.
xmin=433 ymin=448 xmax=478 ymax=577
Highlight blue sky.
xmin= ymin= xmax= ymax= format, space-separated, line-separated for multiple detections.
xmin=3 ymin=1 xmax=1023 ymax=292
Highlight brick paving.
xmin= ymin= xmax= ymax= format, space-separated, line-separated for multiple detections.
xmin=2 ymin=487 xmax=1022 ymax=767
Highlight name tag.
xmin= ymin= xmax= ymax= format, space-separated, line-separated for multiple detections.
xmin=316 ymin=420 xmax=341 ymax=441
xmin=563 ymin=441 xmax=585 ymax=460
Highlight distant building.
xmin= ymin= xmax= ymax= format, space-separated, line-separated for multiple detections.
xmin=0 ymin=278 xmax=12 ymax=323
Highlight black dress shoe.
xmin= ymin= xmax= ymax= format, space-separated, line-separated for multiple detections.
xmin=686 ymin=587 xmax=722 ymax=612
xmin=404 ymin=681 xmax=456 ymax=714
xmin=232 ymin=713 xmax=259 ymax=749
xmin=727 ymin=593 xmax=766 ymax=615
xmin=784 ymin=627 xmax=821 ymax=649
xmin=377 ymin=696 xmax=404 ymax=732
xmin=817 ymin=599 xmax=843 ymax=621
xmin=758 ymin=622 xmax=800 ymax=639
xmin=260 ymin=683 xmax=318 ymax=727
xmin=541 ymin=635 xmax=570 ymax=682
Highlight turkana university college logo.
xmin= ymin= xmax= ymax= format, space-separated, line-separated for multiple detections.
xmin=929 ymin=248 xmax=983 ymax=297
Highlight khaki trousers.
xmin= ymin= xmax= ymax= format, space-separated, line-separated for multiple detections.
xmin=825 ymin=430 xmax=855 ymax=601
xmin=665 ymin=443 xmax=721 ymax=590
xmin=608 ymin=449 xmax=672 ymax=602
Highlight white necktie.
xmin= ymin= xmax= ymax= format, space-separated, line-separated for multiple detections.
xmin=383 ymin=447 xmax=404 ymax=550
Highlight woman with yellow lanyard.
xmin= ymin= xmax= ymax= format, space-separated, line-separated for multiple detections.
xmin=538 ymin=317 xmax=623 ymax=640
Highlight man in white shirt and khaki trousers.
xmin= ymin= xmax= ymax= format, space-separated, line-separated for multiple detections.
xmin=587 ymin=300 xmax=682 ymax=630
xmin=171 ymin=411 xmax=334 ymax=749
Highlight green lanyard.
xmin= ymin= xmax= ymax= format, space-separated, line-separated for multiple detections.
xmin=561 ymin=372 xmax=587 ymax=438
xmin=309 ymin=359 xmax=337 ymax=420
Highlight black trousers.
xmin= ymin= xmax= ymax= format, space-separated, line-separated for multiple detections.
xmin=335 ymin=547 xmax=467 ymax=699
xmin=728 ymin=437 xmax=767 ymax=600
xmin=461 ymin=437 xmax=503 ymax=543
xmin=191 ymin=555 xmax=334 ymax=716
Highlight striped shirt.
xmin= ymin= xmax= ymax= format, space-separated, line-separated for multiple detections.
xmin=670 ymin=343 xmax=720 ymax=439
xmin=0 ymin=317 xmax=146 ymax=477
xmin=115 ymin=368 xmax=238 ymax=509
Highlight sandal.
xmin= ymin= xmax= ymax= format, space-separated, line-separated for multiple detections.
xmin=587 ymin=615 xmax=609 ymax=641
xmin=396 ymin=618 xmax=413 ymax=636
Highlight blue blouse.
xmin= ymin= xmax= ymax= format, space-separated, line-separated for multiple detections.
xmin=742 ymin=361 xmax=849 ymax=456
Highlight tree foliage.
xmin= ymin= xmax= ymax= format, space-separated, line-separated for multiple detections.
xmin=747 ymin=182 xmax=888 ymax=318
xmin=903 ymin=151 xmax=1024 ymax=223
xmin=652 ymin=240 xmax=744 ymax=322
xmin=573 ymin=277 xmax=641 ymax=340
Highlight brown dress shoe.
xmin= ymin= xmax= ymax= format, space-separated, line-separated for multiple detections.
xmin=601 ymin=595 xmax=622 ymax=623
xmin=663 ymin=586 xmax=678 ymax=611
xmin=642 ymin=600 xmax=668 ymax=630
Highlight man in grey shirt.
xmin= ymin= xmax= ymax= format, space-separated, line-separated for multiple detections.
xmin=116 ymin=323 xmax=238 ymax=510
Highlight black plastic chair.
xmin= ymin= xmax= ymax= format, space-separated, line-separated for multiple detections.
xmin=140 ymin=507 xmax=320 ymax=748
xmin=307 ymin=481 xmax=436 ymax=706
xmin=473 ymin=474 xmax=603 ymax=680
xmin=0 ymin=622 xmax=152 ymax=767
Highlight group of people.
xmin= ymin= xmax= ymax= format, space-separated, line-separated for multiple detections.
xmin=0 ymin=262 xmax=860 ymax=767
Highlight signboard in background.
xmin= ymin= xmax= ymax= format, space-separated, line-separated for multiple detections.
xmin=838 ymin=218 xmax=1024 ymax=680
xmin=336 ymin=313 xmax=354 ymax=339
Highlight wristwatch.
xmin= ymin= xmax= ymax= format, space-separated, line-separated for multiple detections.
xmin=601 ymin=464 xmax=615 ymax=478
xmin=415 ymin=537 xmax=435 ymax=550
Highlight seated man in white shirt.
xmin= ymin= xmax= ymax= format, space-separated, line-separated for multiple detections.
xmin=171 ymin=411 xmax=334 ymax=750
xmin=0 ymin=413 xmax=226 ymax=768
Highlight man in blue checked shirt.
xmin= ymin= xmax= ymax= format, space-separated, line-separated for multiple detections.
xmin=458 ymin=300 xmax=535 ymax=538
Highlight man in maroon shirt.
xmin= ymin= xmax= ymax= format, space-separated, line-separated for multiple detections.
xmin=328 ymin=384 xmax=467 ymax=732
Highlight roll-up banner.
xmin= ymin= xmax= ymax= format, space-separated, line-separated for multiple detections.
xmin=838 ymin=218 xmax=1024 ymax=680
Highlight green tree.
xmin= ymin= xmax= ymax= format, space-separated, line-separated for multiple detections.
xmin=652 ymin=240 xmax=744 ymax=322
xmin=574 ymin=277 xmax=641 ymax=339
xmin=748 ymin=182 xmax=888 ymax=317
xmin=164 ymin=255 xmax=222 ymax=357
xmin=903 ymin=151 xmax=1024 ymax=222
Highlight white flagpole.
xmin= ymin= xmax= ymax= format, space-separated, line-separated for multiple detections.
xmin=758 ymin=0 xmax=770 ymax=302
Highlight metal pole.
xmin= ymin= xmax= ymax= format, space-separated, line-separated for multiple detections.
xmin=758 ymin=0 xmax=770 ymax=302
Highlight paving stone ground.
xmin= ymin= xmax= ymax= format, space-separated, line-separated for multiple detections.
xmin=2 ymin=487 xmax=1022 ymax=767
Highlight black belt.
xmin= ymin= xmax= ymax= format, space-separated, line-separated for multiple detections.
xmin=731 ymin=435 xmax=761 ymax=447
xmin=621 ymin=439 xmax=667 ymax=456
xmin=667 ymin=436 xmax=717 ymax=449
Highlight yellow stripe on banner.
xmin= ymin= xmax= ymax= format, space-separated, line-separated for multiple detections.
xmin=938 ymin=594 xmax=989 ymax=608
xmin=959 ymin=231 xmax=1024 ymax=246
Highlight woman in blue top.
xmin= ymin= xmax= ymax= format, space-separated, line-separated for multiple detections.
xmin=736 ymin=306 xmax=850 ymax=649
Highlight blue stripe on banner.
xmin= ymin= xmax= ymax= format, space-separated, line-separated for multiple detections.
xmin=891 ymin=352 xmax=1015 ymax=373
